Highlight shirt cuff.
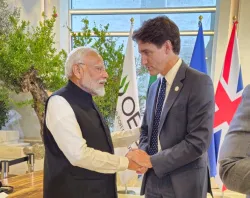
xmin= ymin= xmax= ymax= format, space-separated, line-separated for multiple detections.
xmin=118 ymin=156 xmax=129 ymax=171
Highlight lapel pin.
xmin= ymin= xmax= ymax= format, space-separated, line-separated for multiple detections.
xmin=175 ymin=86 xmax=179 ymax=92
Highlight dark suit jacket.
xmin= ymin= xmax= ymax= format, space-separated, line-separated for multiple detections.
xmin=219 ymin=85 xmax=250 ymax=198
xmin=139 ymin=61 xmax=215 ymax=198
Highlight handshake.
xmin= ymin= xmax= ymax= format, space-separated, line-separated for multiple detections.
xmin=126 ymin=149 xmax=152 ymax=174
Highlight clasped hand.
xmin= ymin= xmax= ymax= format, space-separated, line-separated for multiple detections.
xmin=126 ymin=149 xmax=152 ymax=174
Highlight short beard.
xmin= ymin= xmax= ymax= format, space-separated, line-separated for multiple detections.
xmin=93 ymin=79 xmax=106 ymax=96
xmin=94 ymin=87 xmax=105 ymax=96
xmin=80 ymin=78 xmax=106 ymax=96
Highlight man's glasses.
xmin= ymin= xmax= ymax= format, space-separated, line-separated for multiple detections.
xmin=77 ymin=62 xmax=107 ymax=74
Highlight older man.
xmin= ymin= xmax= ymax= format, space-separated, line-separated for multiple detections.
xmin=43 ymin=47 xmax=141 ymax=198
xmin=219 ymin=85 xmax=250 ymax=198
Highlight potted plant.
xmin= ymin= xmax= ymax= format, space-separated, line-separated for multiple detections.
xmin=0 ymin=7 xmax=67 ymax=138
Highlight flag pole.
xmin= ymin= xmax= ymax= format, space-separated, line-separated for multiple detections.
xmin=118 ymin=17 xmax=137 ymax=196
xmin=124 ymin=17 xmax=135 ymax=195
xmin=220 ymin=17 xmax=239 ymax=198
xmin=198 ymin=15 xmax=203 ymax=26
xmin=232 ymin=15 xmax=238 ymax=32
xmin=233 ymin=15 xmax=237 ymax=22
xmin=130 ymin=17 xmax=134 ymax=24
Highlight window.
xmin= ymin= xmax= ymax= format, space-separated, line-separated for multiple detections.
xmin=70 ymin=1 xmax=216 ymax=74
xmin=71 ymin=13 xmax=214 ymax=32
xmin=71 ymin=0 xmax=216 ymax=9
xmin=69 ymin=0 xmax=216 ymax=116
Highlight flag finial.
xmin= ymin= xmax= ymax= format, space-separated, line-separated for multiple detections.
xmin=232 ymin=16 xmax=238 ymax=25
xmin=130 ymin=18 xmax=134 ymax=24
xmin=198 ymin=15 xmax=203 ymax=26
xmin=233 ymin=16 xmax=237 ymax=21
xmin=199 ymin=15 xmax=203 ymax=22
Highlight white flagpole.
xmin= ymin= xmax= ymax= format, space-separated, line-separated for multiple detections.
xmin=115 ymin=17 xmax=138 ymax=195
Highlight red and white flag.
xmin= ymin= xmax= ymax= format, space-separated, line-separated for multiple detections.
xmin=213 ymin=21 xmax=244 ymax=191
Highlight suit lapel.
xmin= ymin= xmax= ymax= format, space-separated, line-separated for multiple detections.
xmin=158 ymin=63 xmax=187 ymax=135
xmin=148 ymin=79 xmax=161 ymax=138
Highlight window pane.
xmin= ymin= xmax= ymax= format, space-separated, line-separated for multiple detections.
xmin=71 ymin=13 xmax=215 ymax=32
xmin=72 ymin=35 xmax=213 ymax=74
xmin=166 ymin=0 xmax=216 ymax=7
xmin=181 ymin=36 xmax=214 ymax=76
xmin=71 ymin=34 xmax=213 ymax=113
xmin=71 ymin=0 xmax=216 ymax=9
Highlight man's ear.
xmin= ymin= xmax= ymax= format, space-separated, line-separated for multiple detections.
xmin=165 ymin=40 xmax=172 ymax=53
xmin=72 ymin=64 xmax=82 ymax=79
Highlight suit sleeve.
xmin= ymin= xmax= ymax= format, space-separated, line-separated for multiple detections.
xmin=219 ymin=85 xmax=250 ymax=195
xmin=151 ymin=75 xmax=215 ymax=178
xmin=139 ymin=103 xmax=149 ymax=152
xmin=139 ymin=83 xmax=155 ymax=152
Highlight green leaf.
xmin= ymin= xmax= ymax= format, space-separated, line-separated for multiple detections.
xmin=124 ymin=82 xmax=130 ymax=94
xmin=119 ymin=75 xmax=127 ymax=89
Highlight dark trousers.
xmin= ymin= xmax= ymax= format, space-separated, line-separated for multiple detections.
xmin=145 ymin=169 xmax=175 ymax=198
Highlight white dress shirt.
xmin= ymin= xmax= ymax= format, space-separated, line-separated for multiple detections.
xmin=157 ymin=58 xmax=182 ymax=151
xmin=46 ymin=95 xmax=140 ymax=174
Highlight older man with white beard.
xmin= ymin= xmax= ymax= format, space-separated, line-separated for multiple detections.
xmin=43 ymin=47 xmax=142 ymax=198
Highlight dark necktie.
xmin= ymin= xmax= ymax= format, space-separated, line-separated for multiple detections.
xmin=148 ymin=77 xmax=166 ymax=155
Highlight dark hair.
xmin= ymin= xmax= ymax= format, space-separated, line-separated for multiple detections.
xmin=132 ymin=16 xmax=180 ymax=54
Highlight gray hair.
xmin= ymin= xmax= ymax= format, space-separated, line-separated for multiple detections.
xmin=64 ymin=47 xmax=98 ymax=79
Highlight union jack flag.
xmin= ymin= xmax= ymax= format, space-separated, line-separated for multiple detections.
xmin=211 ymin=21 xmax=244 ymax=190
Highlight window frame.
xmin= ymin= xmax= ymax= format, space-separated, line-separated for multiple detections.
xmin=68 ymin=1 xmax=216 ymax=76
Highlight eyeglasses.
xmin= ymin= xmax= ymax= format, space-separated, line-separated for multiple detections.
xmin=77 ymin=62 xmax=106 ymax=74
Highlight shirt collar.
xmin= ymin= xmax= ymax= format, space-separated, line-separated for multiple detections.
xmin=162 ymin=58 xmax=182 ymax=86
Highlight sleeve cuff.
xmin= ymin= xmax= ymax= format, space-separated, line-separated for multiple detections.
xmin=150 ymin=154 xmax=165 ymax=178
xmin=118 ymin=156 xmax=129 ymax=171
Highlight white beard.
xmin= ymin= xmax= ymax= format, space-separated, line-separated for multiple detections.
xmin=82 ymin=80 xmax=106 ymax=96
xmin=93 ymin=86 xmax=105 ymax=96
xmin=80 ymin=75 xmax=106 ymax=96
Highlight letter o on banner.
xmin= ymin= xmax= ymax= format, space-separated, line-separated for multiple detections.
xmin=122 ymin=96 xmax=135 ymax=116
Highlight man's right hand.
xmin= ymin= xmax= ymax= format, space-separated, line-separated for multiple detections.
xmin=127 ymin=158 xmax=142 ymax=171
xmin=136 ymin=166 xmax=148 ymax=174
xmin=126 ymin=149 xmax=152 ymax=168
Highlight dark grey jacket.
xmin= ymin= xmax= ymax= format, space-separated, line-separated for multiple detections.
xmin=219 ymin=84 xmax=250 ymax=198
xmin=140 ymin=62 xmax=215 ymax=198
